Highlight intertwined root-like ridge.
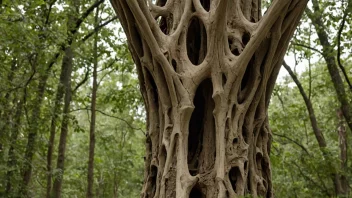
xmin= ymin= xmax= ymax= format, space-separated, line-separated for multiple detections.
xmin=110 ymin=0 xmax=308 ymax=197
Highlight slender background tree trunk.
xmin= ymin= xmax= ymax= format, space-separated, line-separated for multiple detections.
xmin=307 ymin=0 xmax=352 ymax=133
xmin=283 ymin=61 xmax=348 ymax=197
xmin=5 ymin=95 xmax=24 ymax=195
xmin=45 ymin=41 xmax=72 ymax=198
xmin=87 ymin=4 xmax=100 ymax=198
xmin=51 ymin=47 xmax=74 ymax=198
xmin=336 ymin=109 xmax=348 ymax=195
xmin=20 ymin=69 xmax=51 ymax=196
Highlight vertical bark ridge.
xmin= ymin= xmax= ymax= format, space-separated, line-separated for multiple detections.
xmin=110 ymin=0 xmax=308 ymax=197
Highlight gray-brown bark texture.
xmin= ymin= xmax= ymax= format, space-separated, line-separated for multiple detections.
xmin=110 ymin=0 xmax=308 ymax=197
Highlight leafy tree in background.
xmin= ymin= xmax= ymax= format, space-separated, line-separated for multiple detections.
xmin=270 ymin=0 xmax=352 ymax=196
xmin=270 ymin=60 xmax=351 ymax=197
xmin=0 ymin=0 xmax=144 ymax=197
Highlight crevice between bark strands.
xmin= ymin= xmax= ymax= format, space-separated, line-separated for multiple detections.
xmin=200 ymin=0 xmax=210 ymax=12
xmin=157 ymin=14 xmax=173 ymax=35
xmin=186 ymin=16 xmax=207 ymax=65
xmin=188 ymin=78 xmax=216 ymax=177
xmin=155 ymin=0 xmax=167 ymax=7
xmin=229 ymin=166 xmax=243 ymax=194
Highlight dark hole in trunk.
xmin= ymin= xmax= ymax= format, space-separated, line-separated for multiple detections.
xmin=186 ymin=17 xmax=207 ymax=65
xmin=156 ymin=0 xmax=167 ymax=6
xmin=246 ymin=171 xmax=251 ymax=193
xmin=250 ymin=16 xmax=256 ymax=23
xmin=256 ymin=153 xmax=262 ymax=171
xmin=229 ymin=166 xmax=242 ymax=193
xmin=190 ymin=184 xmax=206 ymax=198
xmin=233 ymin=137 xmax=238 ymax=144
xmin=149 ymin=165 xmax=158 ymax=197
xmin=261 ymin=158 xmax=269 ymax=183
xmin=200 ymin=0 xmax=210 ymax=11
xmin=242 ymin=125 xmax=248 ymax=144
xmin=241 ymin=63 xmax=251 ymax=91
xmin=238 ymin=55 xmax=256 ymax=104
xmin=191 ymin=1 xmax=196 ymax=12
xmin=172 ymin=59 xmax=177 ymax=71
xmin=222 ymin=73 xmax=227 ymax=86
xmin=242 ymin=32 xmax=250 ymax=46
xmin=228 ymin=38 xmax=241 ymax=56
xmin=157 ymin=16 xmax=168 ymax=35
xmin=188 ymin=79 xmax=214 ymax=176
xmin=145 ymin=69 xmax=159 ymax=105
xmin=159 ymin=145 xmax=167 ymax=168
xmin=146 ymin=135 xmax=152 ymax=163
xmin=232 ymin=48 xmax=240 ymax=56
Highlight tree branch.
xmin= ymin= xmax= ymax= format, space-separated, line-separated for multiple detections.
xmin=73 ymin=68 xmax=90 ymax=93
xmin=306 ymin=3 xmax=352 ymax=133
xmin=46 ymin=0 xmax=107 ymax=78
xmin=72 ymin=0 xmax=105 ymax=35
xmin=81 ymin=16 xmax=118 ymax=42
xmin=272 ymin=132 xmax=310 ymax=155
xmin=291 ymin=42 xmax=323 ymax=56
xmin=283 ymin=61 xmax=327 ymax=148
xmin=44 ymin=0 xmax=58 ymax=25
xmin=71 ymin=108 xmax=145 ymax=134
xmin=337 ymin=1 xmax=352 ymax=91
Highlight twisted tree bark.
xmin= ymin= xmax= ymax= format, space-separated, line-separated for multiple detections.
xmin=110 ymin=0 xmax=308 ymax=197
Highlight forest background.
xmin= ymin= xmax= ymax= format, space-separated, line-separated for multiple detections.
xmin=0 ymin=0 xmax=351 ymax=197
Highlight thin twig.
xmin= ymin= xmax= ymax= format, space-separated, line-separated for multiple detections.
xmin=283 ymin=61 xmax=327 ymax=148
xmin=71 ymin=108 xmax=145 ymax=134
xmin=272 ymin=132 xmax=310 ymax=155
xmin=72 ymin=0 xmax=106 ymax=35
xmin=291 ymin=42 xmax=323 ymax=56
xmin=81 ymin=16 xmax=118 ymax=42
xmin=73 ymin=68 xmax=90 ymax=93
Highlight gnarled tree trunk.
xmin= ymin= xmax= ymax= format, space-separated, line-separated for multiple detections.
xmin=110 ymin=0 xmax=308 ymax=197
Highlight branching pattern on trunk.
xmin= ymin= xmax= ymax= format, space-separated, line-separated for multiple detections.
xmin=110 ymin=0 xmax=307 ymax=197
